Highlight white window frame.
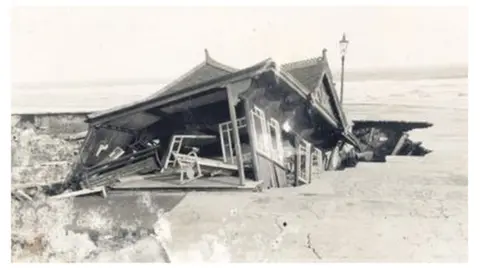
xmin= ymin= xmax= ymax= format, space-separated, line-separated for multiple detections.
xmin=250 ymin=106 xmax=270 ymax=157
xmin=267 ymin=118 xmax=284 ymax=164
xmin=218 ymin=117 xmax=247 ymax=164
xmin=297 ymin=139 xmax=311 ymax=184
xmin=310 ymin=147 xmax=324 ymax=179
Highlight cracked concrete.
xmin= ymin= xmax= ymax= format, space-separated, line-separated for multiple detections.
xmin=165 ymin=104 xmax=467 ymax=262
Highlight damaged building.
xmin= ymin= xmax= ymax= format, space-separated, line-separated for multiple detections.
xmin=62 ymin=49 xmax=431 ymax=194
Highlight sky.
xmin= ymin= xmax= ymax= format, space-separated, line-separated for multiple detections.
xmin=11 ymin=6 xmax=468 ymax=86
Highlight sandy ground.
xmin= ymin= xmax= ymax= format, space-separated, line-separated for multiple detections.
xmin=11 ymin=78 xmax=468 ymax=262
xmin=33 ymin=102 xmax=465 ymax=263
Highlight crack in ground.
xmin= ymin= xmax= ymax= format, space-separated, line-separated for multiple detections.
xmin=305 ymin=233 xmax=322 ymax=260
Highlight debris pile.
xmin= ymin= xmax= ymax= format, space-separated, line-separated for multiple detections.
xmin=352 ymin=120 xmax=432 ymax=162
xmin=11 ymin=123 xmax=83 ymax=199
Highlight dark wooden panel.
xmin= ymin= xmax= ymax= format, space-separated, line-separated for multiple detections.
xmin=257 ymin=155 xmax=276 ymax=189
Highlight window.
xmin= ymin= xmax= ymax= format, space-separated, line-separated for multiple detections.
xmin=310 ymin=147 xmax=324 ymax=178
xmin=251 ymin=106 xmax=269 ymax=157
xmin=218 ymin=117 xmax=247 ymax=164
xmin=267 ymin=118 xmax=284 ymax=164
xmin=297 ymin=139 xmax=311 ymax=184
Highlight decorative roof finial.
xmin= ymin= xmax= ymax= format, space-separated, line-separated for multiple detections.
xmin=204 ymin=48 xmax=211 ymax=61
xmin=322 ymin=48 xmax=328 ymax=59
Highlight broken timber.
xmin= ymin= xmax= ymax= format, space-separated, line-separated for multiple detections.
xmin=391 ymin=132 xmax=409 ymax=155
xmin=49 ymin=186 xmax=107 ymax=200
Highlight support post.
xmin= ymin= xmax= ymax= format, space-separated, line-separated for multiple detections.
xmin=306 ymin=143 xmax=312 ymax=184
xmin=243 ymin=99 xmax=261 ymax=183
xmin=340 ymin=55 xmax=345 ymax=104
xmin=218 ymin=123 xmax=227 ymax=163
xmin=226 ymin=86 xmax=245 ymax=186
xmin=294 ymin=136 xmax=301 ymax=187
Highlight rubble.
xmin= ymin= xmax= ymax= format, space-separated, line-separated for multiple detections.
xmin=352 ymin=120 xmax=432 ymax=162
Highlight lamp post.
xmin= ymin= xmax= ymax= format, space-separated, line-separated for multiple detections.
xmin=339 ymin=33 xmax=349 ymax=104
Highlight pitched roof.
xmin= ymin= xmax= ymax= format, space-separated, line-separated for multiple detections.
xmin=89 ymin=49 xmax=349 ymax=129
xmin=280 ymin=51 xmax=349 ymax=128
xmin=149 ymin=49 xmax=327 ymax=99
xmin=281 ymin=56 xmax=324 ymax=91
xmin=149 ymin=49 xmax=238 ymax=99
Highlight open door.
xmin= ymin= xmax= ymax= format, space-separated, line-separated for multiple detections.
xmin=310 ymin=146 xmax=324 ymax=180
xmin=295 ymin=138 xmax=312 ymax=185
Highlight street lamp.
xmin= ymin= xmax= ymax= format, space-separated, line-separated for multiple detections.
xmin=339 ymin=33 xmax=349 ymax=104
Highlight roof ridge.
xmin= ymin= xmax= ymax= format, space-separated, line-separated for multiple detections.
xmin=281 ymin=56 xmax=323 ymax=71
xmin=146 ymin=49 xmax=237 ymax=99
xmin=148 ymin=61 xmax=207 ymax=98
xmin=204 ymin=49 xmax=238 ymax=72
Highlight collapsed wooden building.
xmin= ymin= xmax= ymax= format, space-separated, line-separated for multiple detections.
xmin=63 ymin=49 xmax=431 ymax=193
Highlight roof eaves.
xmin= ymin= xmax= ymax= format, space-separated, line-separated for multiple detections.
xmin=87 ymin=58 xmax=274 ymax=124
xmin=149 ymin=61 xmax=208 ymax=98
xmin=206 ymin=55 xmax=239 ymax=73
xmin=90 ymin=51 xmax=238 ymax=120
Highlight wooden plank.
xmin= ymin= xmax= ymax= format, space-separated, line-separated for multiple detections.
xmin=305 ymin=142 xmax=312 ymax=184
xmin=243 ymin=99 xmax=261 ymax=183
xmin=367 ymin=128 xmax=375 ymax=144
xmin=294 ymin=136 xmax=301 ymax=186
xmin=274 ymin=164 xmax=288 ymax=187
xmin=256 ymin=155 xmax=275 ymax=189
xmin=326 ymin=145 xmax=337 ymax=171
xmin=326 ymin=141 xmax=345 ymax=171
xmin=173 ymin=153 xmax=238 ymax=171
xmin=269 ymin=161 xmax=277 ymax=188
xmin=227 ymin=86 xmax=246 ymax=186
xmin=226 ymin=126 xmax=234 ymax=162
xmin=49 ymin=186 xmax=107 ymax=200
xmin=12 ymin=190 xmax=33 ymax=202
xmin=117 ymin=175 xmax=146 ymax=183
xmin=218 ymin=123 xmax=227 ymax=163
xmin=391 ymin=133 xmax=409 ymax=155
xmin=96 ymin=123 xmax=138 ymax=136
xmin=175 ymin=134 xmax=217 ymax=139
xmin=59 ymin=131 xmax=88 ymax=141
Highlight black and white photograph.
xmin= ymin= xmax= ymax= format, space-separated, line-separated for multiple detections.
xmin=5 ymin=1 xmax=473 ymax=264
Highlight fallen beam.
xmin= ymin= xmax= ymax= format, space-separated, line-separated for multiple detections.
xmin=49 ymin=186 xmax=107 ymax=200
xmin=391 ymin=133 xmax=409 ymax=156
xmin=12 ymin=189 xmax=33 ymax=202
xmin=58 ymin=131 xmax=88 ymax=141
